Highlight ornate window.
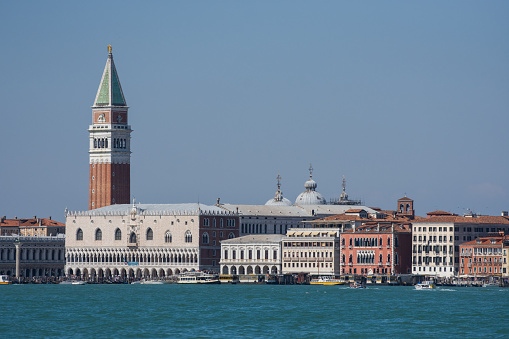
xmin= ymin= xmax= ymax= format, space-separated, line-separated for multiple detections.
xmin=115 ymin=228 xmax=122 ymax=241
xmin=203 ymin=218 xmax=210 ymax=227
xmin=185 ymin=230 xmax=192 ymax=243
xmin=129 ymin=232 xmax=137 ymax=244
xmin=202 ymin=232 xmax=209 ymax=244
xmin=146 ymin=228 xmax=153 ymax=241
xmin=228 ymin=232 xmax=235 ymax=239
xmin=165 ymin=231 xmax=172 ymax=243
xmin=76 ymin=228 xmax=83 ymax=241
xmin=95 ymin=228 xmax=102 ymax=241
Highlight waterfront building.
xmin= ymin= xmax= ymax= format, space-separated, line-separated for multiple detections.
xmin=339 ymin=223 xmax=412 ymax=276
xmin=219 ymin=234 xmax=284 ymax=275
xmin=0 ymin=235 xmax=65 ymax=278
xmin=65 ymin=202 xmax=239 ymax=280
xmin=458 ymin=232 xmax=509 ymax=277
xmin=281 ymin=228 xmax=341 ymax=276
xmin=0 ymin=216 xmax=65 ymax=236
xmin=411 ymin=212 xmax=509 ymax=277
xmin=89 ymin=45 xmax=132 ymax=210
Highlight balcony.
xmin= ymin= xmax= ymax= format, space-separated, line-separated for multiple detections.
xmin=467 ymin=263 xmax=472 ymax=267
xmin=341 ymin=245 xmax=345 ymax=249
xmin=348 ymin=262 xmax=353 ymax=266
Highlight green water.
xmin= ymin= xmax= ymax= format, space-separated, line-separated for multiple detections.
xmin=1 ymin=284 xmax=508 ymax=338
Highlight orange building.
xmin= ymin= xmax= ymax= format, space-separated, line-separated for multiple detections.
xmin=0 ymin=216 xmax=65 ymax=236
xmin=459 ymin=232 xmax=508 ymax=277
xmin=340 ymin=223 xmax=412 ymax=277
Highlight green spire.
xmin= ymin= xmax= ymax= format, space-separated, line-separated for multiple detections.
xmin=93 ymin=46 xmax=126 ymax=107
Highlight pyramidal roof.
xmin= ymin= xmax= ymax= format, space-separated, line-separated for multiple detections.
xmin=93 ymin=46 xmax=126 ymax=107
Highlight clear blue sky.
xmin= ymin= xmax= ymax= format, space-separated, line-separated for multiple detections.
xmin=1 ymin=1 xmax=508 ymax=222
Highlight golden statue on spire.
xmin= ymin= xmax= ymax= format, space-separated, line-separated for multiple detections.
xmin=108 ymin=45 xmax=112 ymax=54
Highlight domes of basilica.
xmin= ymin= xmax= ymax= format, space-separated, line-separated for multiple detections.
xmin=265 ymin=172 xmax=293 ymax=206
xmin=294 ymin=165 xmax=326 ymax=205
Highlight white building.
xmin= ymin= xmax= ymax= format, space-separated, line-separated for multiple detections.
xmin=219 ymin=234 xmax=285 ymax=276
xmin=282 ymin=228 xmax=341 ymax=276
xmin=412 ymin=212 xmax=509 ymax=277
xmin=65 ymin=202 xmax=239 ymax=281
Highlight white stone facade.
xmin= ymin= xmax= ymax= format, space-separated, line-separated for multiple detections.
xmin=412 ymin=216 xmax=509 ymax=278
xmin=65 ymin=203 xmax=239 ymax=280
xmin=219 ymin=235 xmax=284 ymax=275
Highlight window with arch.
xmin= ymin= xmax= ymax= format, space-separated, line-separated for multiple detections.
xmin=115 ymin=228 xmax=122 ymax=241
xmin=203 ymin=218 xmax=210 ymax=227
xmin=76 ymin=228 xmax=83 ymax=241
xmin=213 ymin=219 xmax=217 ymax=227
xmin=202 ymin=232 xmax=209 ymax=244
xmin=185 ymin=230 xmax=192 ymax=243
xmin=165 ymin=231 xmax=172 ymax=243
xmin=146 ymin=228 xmax=153 ymax=241
xmin=220 ymin=219 xmax=224 ymax=228
xmin=228 ymin=232 xmax=235 ymax=239
xmin=95 ymin=228 xmax=102 ymax=241
xmin=129 ymin=232 xmax=137 ymax=243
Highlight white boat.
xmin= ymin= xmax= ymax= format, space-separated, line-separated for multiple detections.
xmin=0 ymin=275 xmax=12 ymax=285
xmin=482 ymin=282 xmax=499 ymax=288
xmin=415 ymin=280 xmax=436 ymax=290
xmin=141 ymin=280 xmax=168 ymax=285
xmin=71 ymin=281 xmax=87 ymax=285
xmin=310 ymin=276 xmax=346 ymax=286
xmin=177 ymin=272 xmax=220 ymax=284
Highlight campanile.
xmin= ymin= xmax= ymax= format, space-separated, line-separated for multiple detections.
xmin=89 ymin=45 xmax=132 ymax=210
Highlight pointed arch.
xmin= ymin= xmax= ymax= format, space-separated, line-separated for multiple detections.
xmin=115 ymin=228 xmax=122 ymax=241
xmin=146 ymin=227 xmax=153 ymax=241
xmin=76 ymin=228 xmax=83 ymax=241
xmin=95 ymin=228 xmax=102 ymax=241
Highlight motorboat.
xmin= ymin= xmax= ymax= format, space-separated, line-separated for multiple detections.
xmin=0 ymin=275 xmax=12 ymax=285
xmin=482 ymin=282 xmax=499 ymax=288
xmin=415 ymin=280 xmax=436 ymax=290
xmin=310 ymin=276 xmax=346 ymax=286
xmin=177 ymin=272 xmax=220 ymax=284
xmin=349 ymin=281 xmax=366 ymax=289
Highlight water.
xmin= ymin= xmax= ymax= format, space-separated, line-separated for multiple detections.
xmin=1 ymin=284 xmax=508 ymax=338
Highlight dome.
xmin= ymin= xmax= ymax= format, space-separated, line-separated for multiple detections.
xmin=266 ymin=197 xmax=293 ymax=206
xmin=265 ymin=172 xmax=293 ymax=206
xmin=295 ymin=191 xmax=326 ymax=205
xmin=295 ymin=164 xmax=326 ymax=206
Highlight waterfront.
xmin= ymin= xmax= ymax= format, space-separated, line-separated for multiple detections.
xmin=1 ymin=285 xmax=508 ymax=338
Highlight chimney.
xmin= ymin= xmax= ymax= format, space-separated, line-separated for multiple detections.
xmin=216 ymin=198 xmax=220 ymax=206
xmin=49 ymin=216 xmax=52 ymax=220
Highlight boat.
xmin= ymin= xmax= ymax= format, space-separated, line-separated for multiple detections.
xmin=0 ymin=275 xmax=12 ymax=285
xmin=349 ymin=281 xmax=366 ymax=289
xmin=177 ymin=272 xmax=220 ymax=284
xmin=310 ymin=276 xmax=346 ymax=286
xmin=71 ymin=281 xmax=87 ymax=285
xmin=140 ymin=280 xmax=169 ymax=285
xmin=415 ymin=280 xmax=436 ymax=290
xmin=482 ymin=282 xmax=499 ymax=288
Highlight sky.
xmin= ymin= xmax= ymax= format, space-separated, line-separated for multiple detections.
xmin=1 ymin=1 xmax=508 ymax=222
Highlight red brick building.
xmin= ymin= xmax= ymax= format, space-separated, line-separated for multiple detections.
xmin=340 ymin=223 xmax=412 ymax=277
xmin=459 ymin=232 xmax=508 ymax=277
xmin=89 ymin=46 xmax=131 ymax=210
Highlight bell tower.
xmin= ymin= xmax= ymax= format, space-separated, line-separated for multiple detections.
xmin=89 ymin=45 xmax=132 ymax=210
